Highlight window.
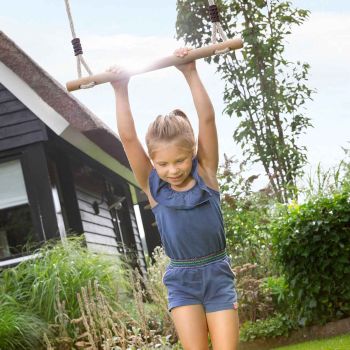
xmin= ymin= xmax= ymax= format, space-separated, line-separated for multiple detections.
xmin=0 ymin=159 xmax=39 ymax=260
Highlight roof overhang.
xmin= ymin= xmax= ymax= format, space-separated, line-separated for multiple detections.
xmin=0 ymin=32 xmax=138 ymax=188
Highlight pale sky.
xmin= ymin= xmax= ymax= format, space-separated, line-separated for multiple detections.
xmin=1 ymin=1 xmax=349 ymax=188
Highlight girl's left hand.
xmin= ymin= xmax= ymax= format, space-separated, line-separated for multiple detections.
xmin=174 ymin=47 xmax=196 ymax=74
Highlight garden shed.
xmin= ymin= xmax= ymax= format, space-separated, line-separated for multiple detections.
xmin=0 ymin=31 xmax=161 ymax=271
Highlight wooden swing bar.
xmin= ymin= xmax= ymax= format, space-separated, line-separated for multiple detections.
xmin=66 ymin=38 xmax=243 ymax=92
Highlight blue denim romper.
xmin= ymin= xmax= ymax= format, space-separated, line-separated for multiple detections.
xmin=149 ymin=157 xmax=238 ymax=313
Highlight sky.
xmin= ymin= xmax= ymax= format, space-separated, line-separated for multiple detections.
xmin=1 ymin=0 xmax=349 ymax=189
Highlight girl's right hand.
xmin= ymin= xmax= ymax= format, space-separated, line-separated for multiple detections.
xmin=106 ymin=65 xmax=130 ymax=90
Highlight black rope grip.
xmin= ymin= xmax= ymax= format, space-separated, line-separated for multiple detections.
xmin=209 ymin=5 xmax=220 ymax=23
xmin=71 ymin=38 xmax=83 ymax=56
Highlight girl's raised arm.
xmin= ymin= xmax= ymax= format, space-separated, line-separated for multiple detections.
xmin=175 ymin=49 xmax=219 ymax=176
xmin=111 ymin=71 xmax=153 ymax=192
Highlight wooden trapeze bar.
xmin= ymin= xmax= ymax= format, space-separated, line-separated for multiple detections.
xmin=66 ymin=38 xmax=243 ymax=92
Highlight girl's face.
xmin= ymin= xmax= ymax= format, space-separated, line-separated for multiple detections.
xmin=151 ymin=140 xmax=194 ymax=189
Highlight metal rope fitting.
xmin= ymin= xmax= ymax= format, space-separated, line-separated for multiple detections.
xmin=209 ymin=5 xmax=220 ymax=23
xmin=71 ymin=37 xmax=83 ymax=56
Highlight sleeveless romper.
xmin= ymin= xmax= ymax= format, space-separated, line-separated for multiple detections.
xmin=149 ymin=157 xmax=238 ymax=312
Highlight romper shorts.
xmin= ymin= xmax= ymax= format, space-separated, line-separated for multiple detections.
xmin=162 ymin=251 xmax=238 ymax=313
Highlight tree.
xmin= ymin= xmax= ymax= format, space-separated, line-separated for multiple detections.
xmin=176 ymin=0 xmax=314 ymax=202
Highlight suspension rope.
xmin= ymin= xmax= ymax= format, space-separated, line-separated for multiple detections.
xmin=64 ymin=0 xmax=95 ymax=89
xmin=208 ymin=0 xmax=229 ymax=54
xmin=64 ymin=2 xmax=243 ymax=91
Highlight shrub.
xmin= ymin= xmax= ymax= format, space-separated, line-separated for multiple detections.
xmin=240 ymin=313 xmax=295 ymax=342
xmin=271 ymin=189 xmax=350 ymax=325
xmin=261 ymin=276 xmax=290 ymax=313
xmin=218 ymin=155 xmax=290 ymax=325
xmin=233 ymin=263 xmax=275 ymax=323
xmin=218 ymin=155 xmax=276 ymax=271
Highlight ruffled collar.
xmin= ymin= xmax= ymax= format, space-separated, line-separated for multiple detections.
xmin=149 ymin=158 xmax=212 ymax=210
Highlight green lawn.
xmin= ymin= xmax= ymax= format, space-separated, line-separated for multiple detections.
xmin=274 ymin=333 xmax=350 ymax=350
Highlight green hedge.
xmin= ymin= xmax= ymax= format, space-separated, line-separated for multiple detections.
xmin=272 ymin=190 xmax=350 ymax=325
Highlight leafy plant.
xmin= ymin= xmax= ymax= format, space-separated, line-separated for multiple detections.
xmin=271 ymin=189 xmax=350 ymax=325
xmin=233 ymin=262 xmax=275 ymax=323
xmin=262 ymin=275 xmax=289 ymax=308
xmin=218 ymin=155 xmax=275 ymax=271
xmin=240 ymin=313 xmax=295 ymax=342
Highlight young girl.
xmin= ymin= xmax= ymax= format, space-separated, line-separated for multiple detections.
xmin=109 ymin=47 xmax=239 ymax=350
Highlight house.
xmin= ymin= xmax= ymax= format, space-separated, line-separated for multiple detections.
xmin=0 ymin=31 xmax=161 ymax=270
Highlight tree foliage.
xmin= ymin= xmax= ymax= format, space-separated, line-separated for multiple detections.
xmin=176 ymin=0 xmax=314 ymax=202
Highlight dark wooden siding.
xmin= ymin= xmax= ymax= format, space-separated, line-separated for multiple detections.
xmin=76 ymin=187 xmax=120 ymax=255
xmin=136 ymin=189 xmax=162 ymax=261
xmin=46 ymin=132 xmax=148 ymax=271
xmin=0 ymin=84 xmax=47 ymax=151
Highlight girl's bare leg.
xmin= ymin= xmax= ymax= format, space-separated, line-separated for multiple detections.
xmin=206 ymin=309 xmax=239 ymax=350
xmin=171 ymin=304 xmax=209 ymax=350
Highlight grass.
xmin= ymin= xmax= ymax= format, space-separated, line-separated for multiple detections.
xmin=0 ymin=295 xmax=47 ymax=349
xmin=0 ymin=236 xmax=123 ymax=323
xmin=0 ymin=239 xmax=178 ymax=349
xmin=0 ymin=237 xmax=127 ymax=348
xmin=274 ymin=333 xmax=350 ymax=350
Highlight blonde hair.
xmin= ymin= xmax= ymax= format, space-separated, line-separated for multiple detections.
xmin=146 ymin=109 xmax=196 ymax=158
